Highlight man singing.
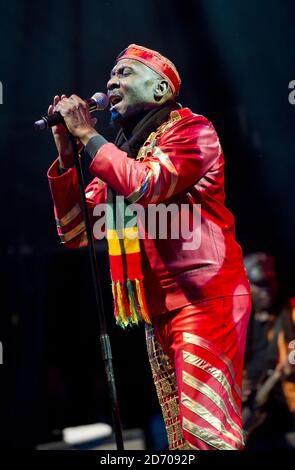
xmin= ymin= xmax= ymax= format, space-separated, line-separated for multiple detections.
xmin=47 ymin=44 xmax=251 ymax=450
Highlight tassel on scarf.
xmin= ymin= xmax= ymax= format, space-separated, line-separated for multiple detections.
xmin=111 ymin=279 xmax=151 ymax=328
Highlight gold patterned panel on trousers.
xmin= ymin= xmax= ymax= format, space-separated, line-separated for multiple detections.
xmin=145 ymin=324 xmax=187 ymax=450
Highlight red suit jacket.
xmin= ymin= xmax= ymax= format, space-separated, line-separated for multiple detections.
xmin=48 ymin=107 xmax=250 ymax=318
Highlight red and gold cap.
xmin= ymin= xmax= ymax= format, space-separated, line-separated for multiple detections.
xmin=116 ymin=44 xmax=181 ymax=96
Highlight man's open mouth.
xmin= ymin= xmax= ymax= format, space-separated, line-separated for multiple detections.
xmin=109 ymin=95 xmax=123 ymax=110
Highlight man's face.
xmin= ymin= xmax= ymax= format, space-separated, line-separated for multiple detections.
xmin=107 ymin=59 xmax=160 ymax=121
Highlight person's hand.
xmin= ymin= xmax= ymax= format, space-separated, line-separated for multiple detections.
xmin=48 ymin=95 xmax=74 ymax=169
xmin=54 ymin=94 xmax=98 ymax=146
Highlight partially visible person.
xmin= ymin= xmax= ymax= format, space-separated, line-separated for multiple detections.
xmin=275 ymin=298 xmax=295 ymax=423
xmin=243 ymin=253 xmax=294 ymax=449
xmin=243 ymin=253 xmax=279 ymax=392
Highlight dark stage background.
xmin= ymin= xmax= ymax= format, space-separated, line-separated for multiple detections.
xmin=0 ymin=0 xmax=295 ymax=449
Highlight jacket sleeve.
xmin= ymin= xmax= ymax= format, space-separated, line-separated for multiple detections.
xmin=88 ymin=114 xmax=221 ymax=206
xmin=47 ymin=158 xmax=106 ymax=248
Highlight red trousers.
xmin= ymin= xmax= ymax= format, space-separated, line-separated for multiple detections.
xmin=145 ymin=295 xmax=251 ymax=450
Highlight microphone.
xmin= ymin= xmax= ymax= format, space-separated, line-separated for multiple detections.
xmin=34 ymin=92 xmax=109 ymax=131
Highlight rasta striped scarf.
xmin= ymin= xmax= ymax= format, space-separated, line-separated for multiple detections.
xmin=106 ymin=188 xmax=150 ymax=328
xmin=106 ymin=101 xmax=180 ymax=328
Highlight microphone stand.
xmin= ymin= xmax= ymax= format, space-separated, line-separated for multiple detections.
xmin=68 ymin=132 xmax=124 ymax=451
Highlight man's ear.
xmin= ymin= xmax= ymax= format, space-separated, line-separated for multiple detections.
xmin=154 ymin=79 xmax=170 ymax=101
